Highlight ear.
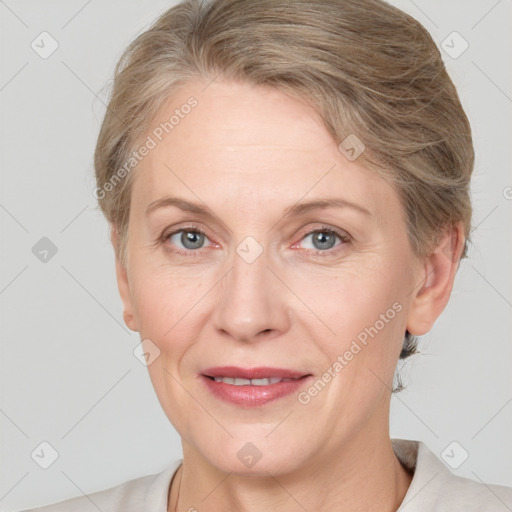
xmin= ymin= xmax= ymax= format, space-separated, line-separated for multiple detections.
xmin=111 ymin=226 xmax=139 ymax=332
xmin=406 ymin=223 xmax=465 ymax=336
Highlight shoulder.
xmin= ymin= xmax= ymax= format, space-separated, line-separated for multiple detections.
xmin=19 ymin=460 xmax=181 ymax=512
xmin=393 ymin=439 xmax=512 ymax=511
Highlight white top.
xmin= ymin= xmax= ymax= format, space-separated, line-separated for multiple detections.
xmin=22 ymin=439 xmax=512 ymax=511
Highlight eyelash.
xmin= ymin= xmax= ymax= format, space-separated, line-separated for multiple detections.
xmin=160 ymin=224 xmax=350 ymax=258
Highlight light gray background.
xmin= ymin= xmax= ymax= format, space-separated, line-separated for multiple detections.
xmin=1 ymin=0 xmax=511 ymax=510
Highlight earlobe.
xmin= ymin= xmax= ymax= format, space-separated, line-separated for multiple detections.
xmin=406 ymin=223 xmax=465 ymax=336
xmin=111 ymin=226 xmax=139 ymax=332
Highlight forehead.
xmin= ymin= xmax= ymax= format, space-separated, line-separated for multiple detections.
xmin=166 ymin=78 xmax=332 ymax=149
xmin=130 ymin=78 xmax=400 ymax=221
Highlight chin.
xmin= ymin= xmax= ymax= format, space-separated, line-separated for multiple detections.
xmin=195 ymin=431 xmax=311 ymax=476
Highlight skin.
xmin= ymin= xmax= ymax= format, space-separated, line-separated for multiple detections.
xmin=113 ymin=77 xmax=464 ymax=512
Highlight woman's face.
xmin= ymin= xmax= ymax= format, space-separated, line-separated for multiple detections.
xmin=117 ymin=78 xmax=424 ymax=475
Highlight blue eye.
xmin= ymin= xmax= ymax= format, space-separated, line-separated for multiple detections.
xmin=301 ymin=229 xmax=341 ymax=251
xmin=164 ymin=227 xmax=212 ymax=255
xmin=298 ymin=226 xmax=347 ymax=254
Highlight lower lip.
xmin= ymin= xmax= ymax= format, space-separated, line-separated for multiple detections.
xmin=201 ymin=375 xmax=312 ymax=407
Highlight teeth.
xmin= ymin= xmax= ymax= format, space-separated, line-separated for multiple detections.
xmin=212 ymin=376 xmax=296 ymax=385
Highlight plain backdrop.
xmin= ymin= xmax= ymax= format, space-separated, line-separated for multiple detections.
xmin=1 ymin=0 xmax=511 ymax=510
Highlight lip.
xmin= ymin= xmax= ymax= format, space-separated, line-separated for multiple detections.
xmin=200 ymin=366 xmax=312 ymax=408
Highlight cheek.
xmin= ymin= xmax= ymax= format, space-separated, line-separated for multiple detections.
xmin=294 ymin=259 xmax=410 ymax=400
xmin=291 ymin=266 xmax=408 ymax=427
xmin=298 ymin=261 xmax=407 ymax=342
xmin=131 ymin=267 xmax=210 ymax=431
xmin=129 ymin=261 xmax=209 ymax=338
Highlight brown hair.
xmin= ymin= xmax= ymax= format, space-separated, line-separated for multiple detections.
xmin=94 ymin=0 xmax=474 ymax=360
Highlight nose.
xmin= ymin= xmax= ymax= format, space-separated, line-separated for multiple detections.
xmin=211 ymin=243 xmax=291 ymax=343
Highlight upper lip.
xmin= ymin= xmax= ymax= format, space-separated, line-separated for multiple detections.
xmin=201 ymin=366 xmax=310 ymax=380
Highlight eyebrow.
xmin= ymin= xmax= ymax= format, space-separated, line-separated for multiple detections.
xmin=145 ymin=196 xmax=371 ymax=219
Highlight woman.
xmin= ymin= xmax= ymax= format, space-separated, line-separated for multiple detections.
xmin=23 ymin=0 xmax=512 ymax=510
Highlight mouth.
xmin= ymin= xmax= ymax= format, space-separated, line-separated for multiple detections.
xmin=200 ymin=366 xmax=312 ymax=407
xmin=206 ymin=376 xmax=300 ymax=385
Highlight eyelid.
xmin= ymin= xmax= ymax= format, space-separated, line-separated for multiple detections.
xmin=295 ymin=224 xmax=350 ymax=243
xmin=161 ymin=223 xmax=209 ymax=241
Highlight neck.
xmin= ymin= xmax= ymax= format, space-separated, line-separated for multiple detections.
xmin=168 ymin=430 xmax=413 ymax=512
